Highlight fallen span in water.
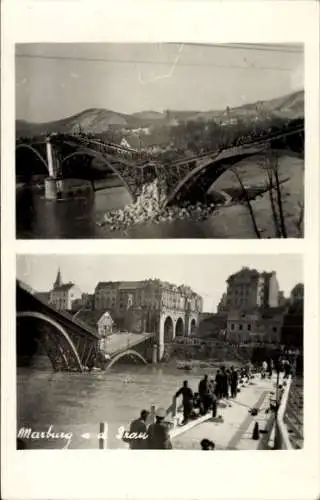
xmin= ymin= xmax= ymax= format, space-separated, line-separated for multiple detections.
xmin=98 ymin=178 xmax=221 ymax=232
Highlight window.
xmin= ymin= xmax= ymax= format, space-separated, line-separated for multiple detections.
xmin=231 ymin=324 xmax=234 ymax=330
xmin=247 ymin=324 xmax=251 ymax=331
xmin=239 ymin=324 xmax=243 ymax=330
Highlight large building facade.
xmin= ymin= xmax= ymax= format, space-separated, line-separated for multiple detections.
xmin=290 ymin=283 xmax=304 ymax=303
xmin=226 ymin=309 xmax=284 ymax=343
xmin=226 ymin=267 xmax=279 ymax=310
xmin=221 ymin=267 xmax=287 ymax=344
xmin=94 ymin=279 xmax=203 ymax=350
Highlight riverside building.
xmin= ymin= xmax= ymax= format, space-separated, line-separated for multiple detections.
xmin=93 ymin=279 xmax=203 ymax=337
xmin=220 ymin=267 xmax=288 ymax=344
xmin=48 ymin=269 xmax=82 ymax=312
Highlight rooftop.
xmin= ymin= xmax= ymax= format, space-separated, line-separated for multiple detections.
xmin=93 ymin=279 xmax=202 ymax=297
xmin=227 ymin=268 xmax=260 ymax=283
xmin=73 ymin=309 xmax=111 ymax=330
xmin=52 ymin=283 xmax=76 ymax=292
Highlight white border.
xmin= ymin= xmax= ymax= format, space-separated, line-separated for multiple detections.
xmin=2 ymin=1 xmax=320 ymax=499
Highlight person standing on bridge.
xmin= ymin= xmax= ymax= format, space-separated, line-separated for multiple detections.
xmin=126 ymin=410 xmax=150 ymax=450
xmin=147 ymin=408 xmax=172 ymax=450
xmin=230 ymin=366 xmax=238 ymax=399
xmin=214 ymin=369 xmax=223 ymax=400
xmin=220 ymin=366 xmax=229 ymax=399
xmin=175 ymin=380 xmax=194 ymax=425
xmin=198 ymin=375 xmax=211 ymax=415
xmin=267 ymin=358 xmax=274 ymax=379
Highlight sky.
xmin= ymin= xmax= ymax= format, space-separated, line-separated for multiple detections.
xmin=16 ymin=43 xmax=304 ymax=123
xmin=16 ymin=254 xmax=303 ymax=312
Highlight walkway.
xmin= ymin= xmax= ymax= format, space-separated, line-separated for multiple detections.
xmin=104 ymin=332 xmax=154 ymax=355
xmin=172 ymin=373 xmax=283 ymax=450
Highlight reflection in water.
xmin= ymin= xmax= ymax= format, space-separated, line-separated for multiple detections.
xmin=16 ymin=187 xmax=106 ymax=239
xmin=17 ymin=365 xmax=213 ymax=449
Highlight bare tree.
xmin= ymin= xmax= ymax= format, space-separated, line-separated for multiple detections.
xmin=231 ymin=167 xmax=261 ymax=239
xmin=260 ymin=155 xmax=282 ymax=237
xmin=296 ymin=201 xmax=304 ymax=237
xmin=260 ymin=151 xmax=287 ymax=238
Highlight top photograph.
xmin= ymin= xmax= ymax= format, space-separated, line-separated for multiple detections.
xmin=16 ymin=43 xmax=304 ymax=239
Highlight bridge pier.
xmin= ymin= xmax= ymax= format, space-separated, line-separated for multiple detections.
xmin=44 ymin=137 xmax=65 ymax=200
xmin=158 ymin=342 xmax=164 ymax=362
xmin=152 ymin=344 xmax=158 ymax=364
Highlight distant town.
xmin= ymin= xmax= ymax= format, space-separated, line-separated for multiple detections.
xmin=20 ymin=266 xmax=304 ymax=350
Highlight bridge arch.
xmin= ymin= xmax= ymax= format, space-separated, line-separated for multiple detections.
xmin=164 ymin=126 xmax=304 ymax=208
xmin=61 ymin=150 xmax=135 ymax=201
xmin=189 ymin=317 xmax=197 ymax=336
xmin=163 ymin=316 xmax=174 ymax=342
xmin=17 ymin=311 xmax=83 ymax=371
xmin=175 ymin=317 xmax=185 ymax=337
xmin=164 ymin=148 xmax=265 ymax=207
xmin=106 ymin=349 xmax=147 ymax=370
xmin=16 ymin=144 xmax=48 ymax=172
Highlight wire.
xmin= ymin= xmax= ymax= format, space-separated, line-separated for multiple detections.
xmin=16 ymin=53 xmax=299 ymax=72
xmin=179 ymin=43 xmax=303 ymax=54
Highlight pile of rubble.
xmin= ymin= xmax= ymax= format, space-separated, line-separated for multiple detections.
xmin=98 ymin=179 xmax=219 ymax=232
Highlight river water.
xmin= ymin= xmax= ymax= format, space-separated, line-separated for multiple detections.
xmin=17 ymin=364 xmax=220 ymax=450
xmin=16 ymin=182 xmax=257 ymax=239
xmin=16 ymin=154 xmax=303 ymax=239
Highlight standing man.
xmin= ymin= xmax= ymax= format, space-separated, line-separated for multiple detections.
xmin=175 ymin=380 xmax=194 ymax=425
xmin=283 ymin=359 xmax=291 ymax=379
xmin=230 ymin=366 xmax=238 ymax=399
xmin=125 ymin=409 xmax=150 ymax=449
xmin=198 ymin=374 xmax=211 ymax=415
xmin=221 ymin=366 xmax=229 ymax=399
xmin=215 ymin=369 xmax=223 ymax=399
xmin=148 ymin=408 xmax=172 ymax=449
xmin=261 ymin=360 xmax=268 ymax=379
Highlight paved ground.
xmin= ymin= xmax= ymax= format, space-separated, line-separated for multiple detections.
xmin=104 ymin=332 xmax=152 ymax=355
xmin=172 ymin=373 xmax=282 ymax=450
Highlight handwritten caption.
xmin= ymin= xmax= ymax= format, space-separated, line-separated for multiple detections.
xmin=17 ymin=424 xmax=148 ymax=449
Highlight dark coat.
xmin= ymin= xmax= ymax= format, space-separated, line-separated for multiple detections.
xmin=126 ymin=418 xmax=148 ymax=449
xmin=148 ymin=421 xmax=172 ymax=449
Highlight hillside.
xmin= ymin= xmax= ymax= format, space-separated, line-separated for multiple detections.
xmin=16 ymin=90 xmax=304 ymax=137
xmin=131 ymin=110 xmax=164 ymax=121
xmin=16 ymin=108 xmax=129 ymax=136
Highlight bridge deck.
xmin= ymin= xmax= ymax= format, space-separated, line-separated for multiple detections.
xmin=17 ymin=281 xmax=100 ymax=340
xmin=171 ymin=373 xmax=283 ymax=450
xmin=104 ymin=332 xmax=154 ymax=355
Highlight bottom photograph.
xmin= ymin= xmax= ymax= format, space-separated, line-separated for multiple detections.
xmin=16 ymin=254 xmax=303 ymax=451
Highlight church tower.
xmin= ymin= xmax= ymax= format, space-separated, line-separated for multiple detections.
xmin=53 ymin=268 xmax=62 ymax=289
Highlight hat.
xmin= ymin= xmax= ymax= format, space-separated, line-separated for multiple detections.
xmin=156 ymin=407 xmax=166 ymax=418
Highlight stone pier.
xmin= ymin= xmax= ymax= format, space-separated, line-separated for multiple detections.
xmin=44 ymin=137 xmax=63 ymax=200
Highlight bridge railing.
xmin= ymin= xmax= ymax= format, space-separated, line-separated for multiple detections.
xmin=274 ymin=375 xmax=293 ymax=450
xmin=104 ymin=332 xmax=155 ymax=356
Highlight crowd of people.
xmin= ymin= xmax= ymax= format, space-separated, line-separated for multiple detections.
xmin=123 ymin=356 xmax=295 ymax=451
xmin=174 ymin=364 xmax=245 ymax=426
xmin=126 ymin=364 xmax=247 ymax=450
